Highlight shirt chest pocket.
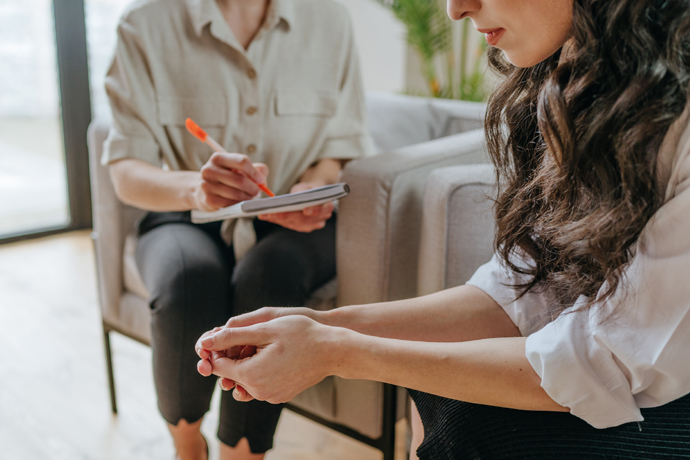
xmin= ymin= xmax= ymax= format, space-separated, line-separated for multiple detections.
xmin=274 ymin=90 xmax=337 ymax=117
xmin=272 ymin=89 xmax=337 ymax=155
xmin=156 ymin=97 xmax=229 ymax=169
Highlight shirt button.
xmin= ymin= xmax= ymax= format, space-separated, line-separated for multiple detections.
xmin=246 ymin=144 xmax=257 ymax=154
xmin=246 ymin=106 xmax=258 ymax=115
xmin=247 ymin=69 xmax=257 ymax=79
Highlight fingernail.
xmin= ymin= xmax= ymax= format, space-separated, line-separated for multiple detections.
xmin=201 ymin=336 xmax=214 ymax=347
xmin=219 ymin=380 xmax=228 ymax=391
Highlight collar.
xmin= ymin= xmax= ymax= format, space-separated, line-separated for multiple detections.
xmin=266 ymin=0 xmax=295 ymax=30
xmin=185 ymin=0 xmax=294 ymax=38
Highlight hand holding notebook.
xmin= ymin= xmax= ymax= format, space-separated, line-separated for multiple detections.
xmin=191 ymin=183 xmax=350 ymax=223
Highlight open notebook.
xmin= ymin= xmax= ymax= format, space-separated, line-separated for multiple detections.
xmin=191 ymin=183 xmax=350 ymax=223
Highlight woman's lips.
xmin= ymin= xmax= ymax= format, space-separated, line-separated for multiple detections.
xmin=478 ymin=28 xmax=506 ymax=46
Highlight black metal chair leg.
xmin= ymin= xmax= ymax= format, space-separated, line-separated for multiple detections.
xmin=103 ymin=325 xmax=118 ymax=414
xmin=380 ymin=384 xmax=397 ymax=460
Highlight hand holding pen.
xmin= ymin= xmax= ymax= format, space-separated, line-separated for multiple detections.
xmin=186 ymin=118 xmax=274 ymax=212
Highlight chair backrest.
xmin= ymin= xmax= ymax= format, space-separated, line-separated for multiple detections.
xmin=87 ymin=120 xmax=146 ymax=324
xmin=365 ymin=92 xmax=485 ymax=153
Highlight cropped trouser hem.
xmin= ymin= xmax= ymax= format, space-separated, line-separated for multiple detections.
xmin=216 ymin=403 xmax=284 ymax=454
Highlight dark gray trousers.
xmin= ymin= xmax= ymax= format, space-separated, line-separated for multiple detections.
xmin=135 ymin=212 xmax=336 ymax=453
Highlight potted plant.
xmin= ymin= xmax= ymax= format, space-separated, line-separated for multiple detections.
xmin=378 ymin=0 xmax=488 ymax=101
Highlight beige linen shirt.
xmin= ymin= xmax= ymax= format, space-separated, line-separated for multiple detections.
xmin=102 ymin=0 xmax=374 ymax=251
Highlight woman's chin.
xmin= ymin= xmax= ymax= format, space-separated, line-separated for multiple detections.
xmin=503 ymin=49 xmax=557 ymax=69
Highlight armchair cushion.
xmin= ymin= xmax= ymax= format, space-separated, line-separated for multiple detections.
xmin=417 ymin=164 xmax=496 ymax=296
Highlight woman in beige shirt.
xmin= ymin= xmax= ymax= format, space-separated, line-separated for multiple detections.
xmin=103 ymin=0 xmax=373 ymax=458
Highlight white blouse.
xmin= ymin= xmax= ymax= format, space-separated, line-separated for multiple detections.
xmin=467 ymin=106 xmax=690 ymax=429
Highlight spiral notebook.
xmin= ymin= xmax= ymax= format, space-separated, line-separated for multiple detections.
xmin=191 ymin=183 xmax=350 ymax=223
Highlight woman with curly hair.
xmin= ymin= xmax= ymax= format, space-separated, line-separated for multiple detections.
xmin=195 ymin=0 xmax=690 ymax=458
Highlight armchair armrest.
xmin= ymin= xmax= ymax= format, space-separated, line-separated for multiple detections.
xmin=88 ymin=119 xmax=146 ymax=325
xmin=337 ymin=129 xmax=488 ymax=307
xmin=417 ymin=163 xmax=496 ymax=296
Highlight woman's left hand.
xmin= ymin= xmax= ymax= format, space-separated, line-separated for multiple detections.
xmin=257 ymin=182 xmax=333 ymax=233
xmin=196 ymin=316 xmax=339 ymax=404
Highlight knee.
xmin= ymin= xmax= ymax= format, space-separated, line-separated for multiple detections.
xmin=148 ymin=249 xmax=229 ymax=313
xmin=232 ymin=246 xmax=308 ymax=310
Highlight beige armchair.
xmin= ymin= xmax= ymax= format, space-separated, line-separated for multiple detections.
xmin=88 ymin=92 xmax=488 ymax=460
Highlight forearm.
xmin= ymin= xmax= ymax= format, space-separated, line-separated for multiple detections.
xmin=321 ymin=285 xmax=520 ymax=342
xmin=299 ymin=158 xmax=343 ymax=186
xmin=331 ymin=330 xmax=566 ymax=412
xmin=109 ymin=158 xmax=198 ymax=211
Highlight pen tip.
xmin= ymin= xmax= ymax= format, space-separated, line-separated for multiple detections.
xmin=259 ymin=184 xmax=275 ymax=197
xmin=186 ymin=118 xmax=208 ymax=142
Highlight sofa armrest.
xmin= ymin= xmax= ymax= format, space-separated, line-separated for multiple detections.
xmin=417 ymin=164 xmax=496 ymax=296
xmin=337 ymin=129 xmax=488 ymax=307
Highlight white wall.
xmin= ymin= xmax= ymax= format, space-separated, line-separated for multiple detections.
xmin=339 ymin=0 xmax=407 ymax=94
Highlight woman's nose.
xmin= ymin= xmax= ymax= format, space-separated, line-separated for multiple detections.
xmin=447 ymin=0 xmax=481 ymax=21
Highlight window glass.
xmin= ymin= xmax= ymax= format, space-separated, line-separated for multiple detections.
xmin=0 ymin=0 xmax=70 ymax=236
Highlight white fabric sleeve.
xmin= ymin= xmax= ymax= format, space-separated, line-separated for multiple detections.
xmin=467 ymin=254 xmax=558 ymax=336
xmin=526 ymin=150 xmax=690 ymax=429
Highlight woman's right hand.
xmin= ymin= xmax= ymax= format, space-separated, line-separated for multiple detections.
xmin=226 ymin=306 xmax=325 ymax=329
xmin=192 ymin=152 xmax=268 ymax=212
xmin=194 ymin=307 xmax=324 ymax=361
xmin=195 ymin=308 xmax=325 ymax=401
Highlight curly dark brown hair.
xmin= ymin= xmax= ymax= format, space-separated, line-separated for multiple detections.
xmin=486 ymin=0 xmax=690 ymax=311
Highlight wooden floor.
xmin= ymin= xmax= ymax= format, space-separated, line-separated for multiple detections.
xmin=0 ymin=231 xmax=403 ymax=460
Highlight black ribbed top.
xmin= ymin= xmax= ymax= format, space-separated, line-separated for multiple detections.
xmin=408 ymin=390 xmax=690 ymax=459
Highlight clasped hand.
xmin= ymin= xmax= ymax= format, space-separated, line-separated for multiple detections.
xmin=195 ymin=308 xmax=334 ymax=404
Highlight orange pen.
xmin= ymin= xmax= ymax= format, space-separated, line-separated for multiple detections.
xmin=185 ymin=118 xmax=275 ymax=197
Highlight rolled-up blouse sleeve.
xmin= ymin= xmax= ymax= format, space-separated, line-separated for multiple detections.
xmin=467 ymin=254 xmax=558 ymax=336
xmin=526 ymin=158 xmax=690 ymax=428
xmin=101 ymin=15 xmax=161 ymax=167
xmin=317 ymin=12 xmax=374 ymax=162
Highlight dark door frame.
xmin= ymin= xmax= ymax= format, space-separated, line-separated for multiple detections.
xmin=0 ymin=0 xmax=93 ymax=245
